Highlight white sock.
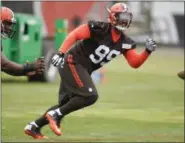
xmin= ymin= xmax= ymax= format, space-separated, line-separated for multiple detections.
xmin=55 ymin=108 xmax=62 ymax=116
xmin=30 ymin=121 xmax=39 ymax=128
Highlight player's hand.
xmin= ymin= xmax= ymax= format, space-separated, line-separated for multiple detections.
xmin=51 ymin=53 xmax=65 ymax=67
xmin=145 ymin=37 xmax=157 ymax=52
xmin=24 ymin=57 xmax=45 ymax=76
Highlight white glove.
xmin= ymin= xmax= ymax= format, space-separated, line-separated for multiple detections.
xmin=145 ymin=37 xmax=157 ymax=52
xmin=51 ymin=53 xmax=65 ymax=67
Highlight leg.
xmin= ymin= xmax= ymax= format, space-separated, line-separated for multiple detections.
xmin=35 ymin=80 xmax=70 ymax=128
xmin=46 ymin=94 xmax=98 ymax=136
xmin=24 ymin=104 xmax=59 ymax=139
xmin=34 ymin=105 xmax=59 ymax=128
xmin=45 ymin=54 xmax=99 ymax=136
xmin=24 ymin=80 xmax=70 ymax=139
xmin=58 ymin=94 xmax=98 ymax=116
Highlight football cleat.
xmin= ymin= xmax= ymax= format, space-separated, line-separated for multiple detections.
xmin=56 ymin=118 xmax=61 ymax=128
xmin=45 ymin=110 xmax=62 ymax=136
xmin=24 ymin=123 xmax=48 ymax=139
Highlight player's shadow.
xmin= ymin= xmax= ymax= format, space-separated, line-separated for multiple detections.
xmin=1 ymin=78 xmax=28 ymax=83
xmin=1 ymin=78 xmax=46 ymax=84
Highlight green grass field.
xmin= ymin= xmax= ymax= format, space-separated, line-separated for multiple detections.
xmin=1 ymin=47 xmax=184 ymax=142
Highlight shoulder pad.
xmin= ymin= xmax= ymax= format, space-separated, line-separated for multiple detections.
xmin=88 ymin=20 xmax=109 ymax=31
xmin=122 ymin=33 xmax=136 ymax=49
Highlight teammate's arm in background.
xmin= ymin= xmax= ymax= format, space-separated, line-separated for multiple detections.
xmin=1 ymin=53 xmax=25 ymax=76
xmin=1 ymin=53 xmax=45 ymax=76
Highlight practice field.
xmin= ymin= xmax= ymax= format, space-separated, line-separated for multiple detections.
xmin=1 ymin=47 xmax=184 ymax=142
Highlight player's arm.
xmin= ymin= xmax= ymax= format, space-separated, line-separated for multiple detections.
xmin=1 ymin=53 xmax=26 ymax=76
xmin=1 ymin=53 xmax=45 ymax=76
xmin=59 ymin=24 xmax=91 ymax=54
xmin=52 ymin=24 xmax=91 ymax=67
xmin=124 ymin=37 xmax=156 ymax=68
xmin=124 ymin=49 xmax=151 ymax=68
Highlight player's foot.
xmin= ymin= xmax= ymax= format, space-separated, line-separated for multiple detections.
xmin=24 ymin=123 xmax=48 ymax=139
xmin=56 ymin=116 xmax=64 ymax=128
xmin=45 ymin=110 xmax=62 ymax=136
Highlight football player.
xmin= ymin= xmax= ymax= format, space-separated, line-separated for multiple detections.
xmin=1 ymin=7 xmax=45 ymax=76
xmin=25 ymin=3 xmax=156 ymax=139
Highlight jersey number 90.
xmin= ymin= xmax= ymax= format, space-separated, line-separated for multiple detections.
xmin=89 ymin=45 xmax=121 ymax=66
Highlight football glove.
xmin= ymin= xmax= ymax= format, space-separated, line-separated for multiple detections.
xmin=23 ymin=57 xmax=45 ymax=75
xmin=145 ymin=37 xmax=157 ymax=52
xmin=51 ymin=53 xmax=65 ymax=68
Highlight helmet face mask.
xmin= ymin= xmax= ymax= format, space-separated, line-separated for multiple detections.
xmin=114 ymin=12 xmax=133 ymax=31
xmin=2 ymin=19 xmax=17 ymax=39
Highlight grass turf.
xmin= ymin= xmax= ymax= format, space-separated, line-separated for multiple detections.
xmin=1 ymin=47 xmax=184 ymax=142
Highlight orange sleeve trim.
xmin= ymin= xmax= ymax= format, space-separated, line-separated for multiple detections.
xmin=59 ymin=24 xmax=91 ymax=54
xmin=124 ymin=49 xmax=150 ymax=68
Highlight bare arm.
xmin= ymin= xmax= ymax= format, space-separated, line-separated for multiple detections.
xmin=1 ymin=53 xmax=45 ymax=76
xmin=59 ymin=24 xmax=91 ymax=54
xmin=1 ymin=53 xmax=26 ymax=76
xmin=123 ymin=49 xmax=151 ymax=68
